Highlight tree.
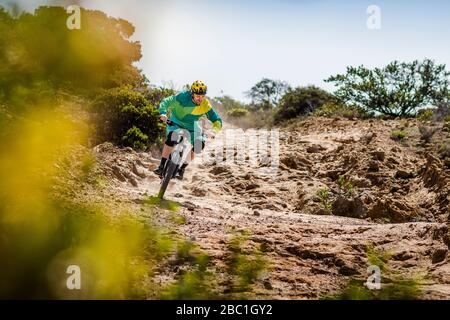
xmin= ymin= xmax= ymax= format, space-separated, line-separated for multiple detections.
xmin=274 ymin=86 xmax=335 ymax=123
xmin=325 ymin=59 xmax=450 ymax=117
xmin=245 ymin=78 xmax=290 ymax=109
xmin=0 ymin=6 xmax=146 ymax=106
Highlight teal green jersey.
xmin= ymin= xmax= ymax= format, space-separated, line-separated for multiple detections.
xmin=159 ymin=91 xmax=222 ymax=137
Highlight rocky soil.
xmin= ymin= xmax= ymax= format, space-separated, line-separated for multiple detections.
xmin=92 ymin=116 xmax=450 ymax=299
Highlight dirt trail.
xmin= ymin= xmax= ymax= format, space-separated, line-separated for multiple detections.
xmin=94 ymin=117 xmax=450 ymax=299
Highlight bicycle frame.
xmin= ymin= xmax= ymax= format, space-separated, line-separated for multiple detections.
xmin=157 ymin=120 xmax=193 ymax=199
xmin=168 ymin=122 xmax=192 ymax=167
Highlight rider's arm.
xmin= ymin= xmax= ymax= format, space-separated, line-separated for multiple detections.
xmin=206 ymin=107 xmax=222 ymax=133
xmin=159 ymin=95 xmax=177 ymax=116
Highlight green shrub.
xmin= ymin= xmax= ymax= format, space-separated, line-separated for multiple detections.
xmin=315 ymin=188 xmax=332 ymax=210
xmin=390 ymin=130 xmax=407 ymax=141
xmin=227 ymin=107 xmax=248 ymax=118
xmin=337 ymin=175 xmax=354 ymax=195
xmin=274 ymin=86 xmax=335 ymax=123
xmin=315 ymin=103 xmax=371 ymax=119
xmin=417 ymin=109 xmax=434 ymax=121
xmin=90 ymin=86 xmax=163 ymax=150
xmin=122 ymin=126 xmax=149 ymax=150
xmin=143 ymin=87 xmax=176 ymax=106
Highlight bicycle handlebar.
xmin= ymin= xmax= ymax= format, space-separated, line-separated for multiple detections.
xmin=166 ymin=119 xmax=187 ymax=130
xmin=165 ymin=119 xmax=208 ymax=139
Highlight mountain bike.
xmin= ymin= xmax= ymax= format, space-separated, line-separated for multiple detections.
xmin=157 ymin=120 xmax=193 ymax=199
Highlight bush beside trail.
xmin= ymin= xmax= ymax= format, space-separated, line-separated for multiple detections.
xmin=89 ymin=86 xmax=171 ymax=150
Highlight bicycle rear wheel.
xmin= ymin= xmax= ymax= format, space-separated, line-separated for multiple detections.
xmin=158 ymin=160 xmax=178 ymax=199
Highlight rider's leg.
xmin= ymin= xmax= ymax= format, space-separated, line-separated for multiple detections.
xmin=156 ymin=143 xmax=172 ymax=169
xmin=162 ymin=143 xmax=173 ymax=159
xmin=161 ymin=131 xmax=177 ymax=161
xmin=154 ymin=132 xmax=175 ymax=175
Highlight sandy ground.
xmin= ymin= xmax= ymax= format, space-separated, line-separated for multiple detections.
xmin=94 ymin=117 xmax=450 ymax=299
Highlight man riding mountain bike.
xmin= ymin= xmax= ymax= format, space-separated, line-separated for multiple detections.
xmin=153 ymin=80 xmax=223 ymax=180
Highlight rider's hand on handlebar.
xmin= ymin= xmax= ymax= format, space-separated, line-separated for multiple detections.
xmin=160 ymin=114 xmax=168 ymax=123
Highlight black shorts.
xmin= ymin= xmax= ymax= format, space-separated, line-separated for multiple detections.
xmin=165 ymin=130 xmax=205 ymax=154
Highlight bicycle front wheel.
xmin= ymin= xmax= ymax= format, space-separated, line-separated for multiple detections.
xmin=158 ymin=160 xmax=178 ymax=199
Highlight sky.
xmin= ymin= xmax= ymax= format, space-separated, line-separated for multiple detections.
xmin=2 ymin=0 xmax=450 ymax=101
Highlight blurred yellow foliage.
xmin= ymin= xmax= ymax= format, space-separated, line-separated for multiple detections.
xmin=0 ymin=107 xmax=160 ymax=299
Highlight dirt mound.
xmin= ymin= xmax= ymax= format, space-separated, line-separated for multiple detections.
xmin=93 ymin=142 xmax=160 ymax=188
xmin=332 ymin=195 xmax=367 ymax=219
xmin=420 ymin=154 xmax=448 ymax=188
xmin=278 ymin=117 xmax=450 ymax=223
xmin=368 ymin=198 xmax=421 ymax=222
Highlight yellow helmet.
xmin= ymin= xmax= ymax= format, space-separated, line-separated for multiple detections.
xmin=191 ymin=80 xmax=207 ymax=95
